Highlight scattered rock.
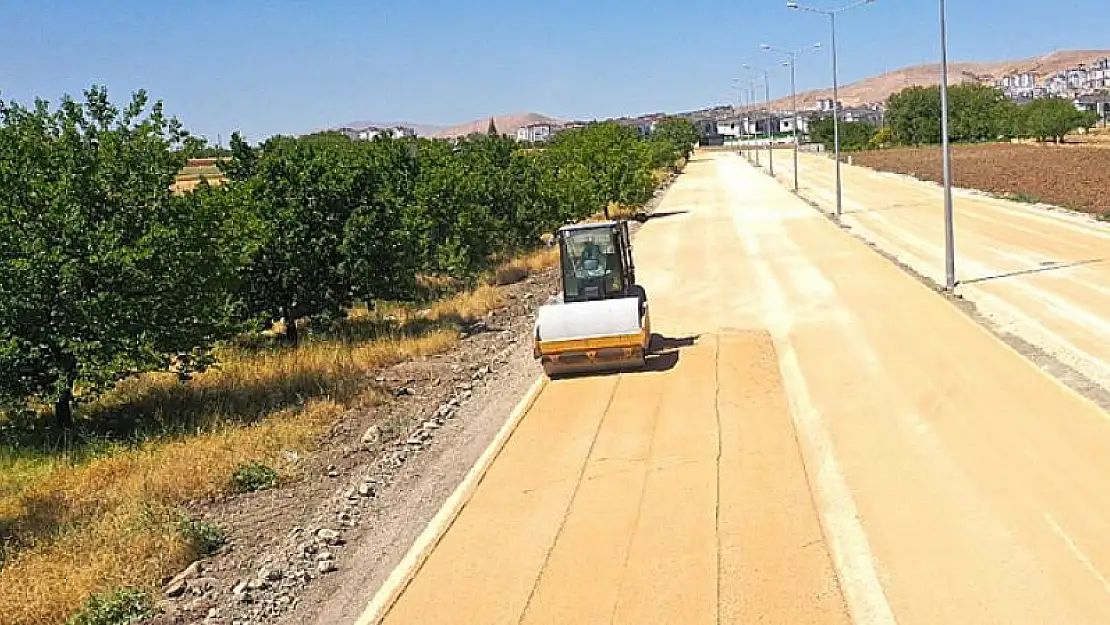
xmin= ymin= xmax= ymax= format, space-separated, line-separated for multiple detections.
xmin=164 ymin=578 xmax=188 ymax=598
xmin=316 ymin=559 xmax=337 ymax=574
xmin=315 ymin=551 xmax=334 ymax=563
xmin=357 ymin=482 xmax=376 ymax=497
xmin=246 ymin=578 xmax=266 ymax=591
xmin=191 ymin=577 xmax=220 ymax=596
xmin=315 ymin=528 xmax=341 ymax=545
xmin=232 ymin=580 xmax=250 ymax=595
xmin=326 ymin=465 xmax=339 ymax=478
xmin=361 ymin=425 xmax=382 ymax=447
xmin=261 ymin=566 xmax=284 ymax=582
xmin=392 ymin=386 xmax=412 ymax=397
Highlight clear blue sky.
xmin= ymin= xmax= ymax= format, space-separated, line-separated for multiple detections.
xmin=2 ymin=1 xmax=1104 ymax=142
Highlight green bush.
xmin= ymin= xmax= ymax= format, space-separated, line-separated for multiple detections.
xmin=177 ymin=515 xmax=227 ymax=555
xmin=66 ymin=587 xmax=152 ymax=625
xmin=231 ymin=460 xmax=279 ymax=492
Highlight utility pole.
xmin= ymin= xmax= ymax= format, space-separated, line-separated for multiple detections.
xmin=939 ymin=0 xmax=956 ymax=290
xmin=762 ymin=42 xmax=822 ymax=192
xmin=787 ymin=0 xmax=877 ymax=218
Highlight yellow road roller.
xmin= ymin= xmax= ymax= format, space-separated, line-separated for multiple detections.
xmin=533 ymin=220 xmax=651 ymax=377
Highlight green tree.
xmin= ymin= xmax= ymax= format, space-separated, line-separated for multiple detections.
xmin=807 ymin=117 xmax=877 ymax=152
xmin=887 ymin=84 xmax=1022 ymax=145
xmin=1022 ymin=97 xmax=1099 ymax=143
xmin=224 ymin=133 xmax=414 ymax=343
xmin=649 ymin=117 xmax=699 ymax=167
xmin=886 ymin=85 xmax=943 ymax=145
xmin=0 ymin=87 xmax=251 ymax=428
xmin=546 ymin=123 xmax=654 ymax=217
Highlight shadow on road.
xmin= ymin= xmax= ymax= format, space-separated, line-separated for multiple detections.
xmin=548 ymin=334 xmax=699 ymax=379
xmin=841 ymin=200 xmax=934 ymax=216
xmin=961 ymin=258 xmax=1105 ymax=286
xmin=632 ymin=210 xmax=690 ymax=223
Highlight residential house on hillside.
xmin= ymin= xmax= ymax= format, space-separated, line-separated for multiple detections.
xmin=999 ymin=58 xmax=1110 ymax=100
xmin=1076 ymin=93 xmax=1110 ymax=124
xmin=842 ymin=106 xmax=884 ymax=125
xmin=515 ymin=122 xmax=561 ymax=143
xmin=338 ymin=125 xmax=416 ymax=141
xmin=615 ymin=117 xmax=655 ymax=138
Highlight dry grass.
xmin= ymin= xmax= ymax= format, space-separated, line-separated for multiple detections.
xmin=491 ymin=247 xmax=557 ymax=285
xmin=0 ymin=400 xmax=338 ymax=625
xmin=0 ymin=252 xmax=533 ymax=624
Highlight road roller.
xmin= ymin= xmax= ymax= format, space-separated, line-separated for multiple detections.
xmin=533 ymin=220 xmax=651 ymax=377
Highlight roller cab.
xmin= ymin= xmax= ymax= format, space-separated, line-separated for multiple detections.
xmin=534 ymin=220 xmax=651 ymax=377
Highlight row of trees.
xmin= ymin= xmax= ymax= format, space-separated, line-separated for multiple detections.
xmin=0 ymin=87 xmax=698 ymax=428
xmin=886 ymin=83 xmax=1099 ymax=145
xmin=805 ymin=84 xmax=1100 ymax=151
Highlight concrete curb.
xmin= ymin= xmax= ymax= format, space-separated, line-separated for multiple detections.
xmin=353 ymin=375 xmax=548 ymax=625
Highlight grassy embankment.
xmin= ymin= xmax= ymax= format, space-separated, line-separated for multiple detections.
xmin=0 ymin=247 xmax=556 ymax=625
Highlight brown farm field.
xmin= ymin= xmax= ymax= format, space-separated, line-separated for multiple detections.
xmin=851 ymin=143 xmax=1110 ymax=215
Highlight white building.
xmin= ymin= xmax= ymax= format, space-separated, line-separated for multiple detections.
xmin=515 ymin=122 xmax=560 ymax=143
xmin=339 ymin=125 xmax=416 ymax=141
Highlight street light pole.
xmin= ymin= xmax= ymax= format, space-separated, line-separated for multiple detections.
xmin=790 ymin=59 xmax=798 ymax=190
xmin=830 ymin=11 xmax=842 ymax=217
xmin=939 ymin=0 xmax=956 ymax=290
xmin=743 ymin=65 xmax=772 ymax=175
xmin=787 ymin=0 xmax=876 ymax=219
xmin=761 ymin=42 xmax=821 ymax=192
xmin=765 ymin=70 xmax=774 ymax=177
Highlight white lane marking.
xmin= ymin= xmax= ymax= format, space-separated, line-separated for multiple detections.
xmin=354 ymin=376 xmax=548 ymax=625
xmin=720 ymin=155 xmax=897 ymax=625
xmin=1044 ymin=513 xmax=1110 ymax=597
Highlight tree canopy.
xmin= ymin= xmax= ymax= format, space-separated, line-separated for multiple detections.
xmin=0 ymin=87 xmax=250 ymax=427
xmin=0 ymin=89 xmax=687 ymax=430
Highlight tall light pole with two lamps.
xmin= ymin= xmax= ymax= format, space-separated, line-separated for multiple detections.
xmin=786 ymin=0 xmax=875 ymax=219
xmin=760 ymin=42 xmax=822 ymax=192
xmin=742 ymin=64 xmax=773 ymax=177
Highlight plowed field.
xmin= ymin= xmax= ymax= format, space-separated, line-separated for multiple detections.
xmin=851 ymin=143 xmax=1110 ymax=215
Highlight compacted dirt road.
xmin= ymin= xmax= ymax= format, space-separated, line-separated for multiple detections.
xmin=360 ymin=152 xmax=1110 ymax=624
xmin=775 ymin=150 xmax=1110 ymax=397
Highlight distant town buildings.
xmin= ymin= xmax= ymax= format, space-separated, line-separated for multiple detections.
xmin=515 ymin=122 xmax=561 ymax=143
xmin=995 ymin=57 xmax=1110 ymax=100
xmin=336 ymin=125 xmax=416 ymax=141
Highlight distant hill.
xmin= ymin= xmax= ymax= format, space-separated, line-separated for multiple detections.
xmin=745 ymin=49 xmax=1110 ymax=112
xmin=427 ymin=113 xmax=563 ymax=139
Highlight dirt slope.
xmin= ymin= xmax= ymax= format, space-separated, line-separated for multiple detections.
xmin=753 ymin=49 xmax=1110 ymax=111
xmin=427 ymin=113 xmax=562 ymax=139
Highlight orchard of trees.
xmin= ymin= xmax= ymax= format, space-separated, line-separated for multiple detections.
xmin=806 ymin=83 xmax=1100 ymax=151
xmin=0 ymin=87 xmax=698 ymax=430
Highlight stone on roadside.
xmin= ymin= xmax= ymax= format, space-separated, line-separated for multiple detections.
xmin=315 ymin=528 xmax=341 ymax=545
xmin=164 ymin=579 xmax=187 ymax=598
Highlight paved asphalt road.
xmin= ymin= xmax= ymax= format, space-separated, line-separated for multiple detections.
xmin=367 ymin=151 xmax=1110 ymax=624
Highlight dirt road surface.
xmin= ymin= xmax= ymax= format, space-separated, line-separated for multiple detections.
xmin=775 ymin=150 xmax=1110 ymax=398
xmin=364 ymin=152 xmax=1110 ymax=624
